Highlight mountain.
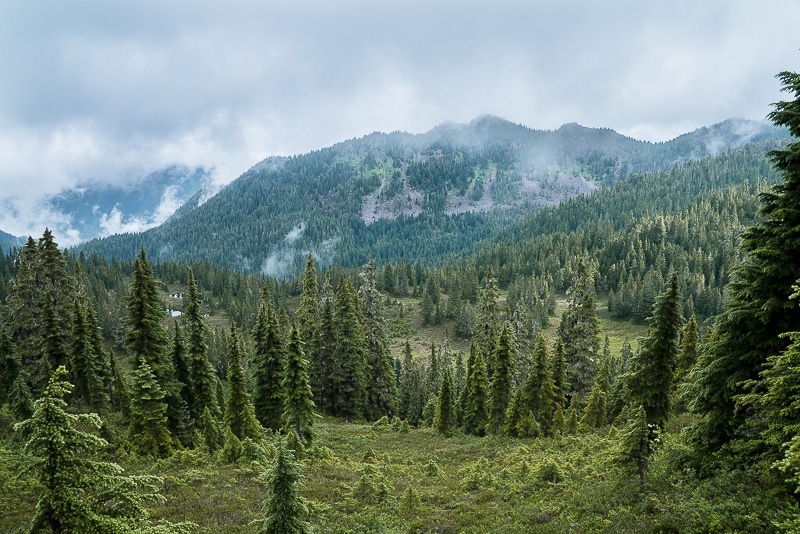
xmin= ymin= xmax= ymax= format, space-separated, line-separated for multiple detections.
xmin=0 ymin=228 xmax=24 ymax=253
xmin=74 ymin=116 xmax=789 ymax=277
xmin=45 ymin=165 xmax=211 ymax=243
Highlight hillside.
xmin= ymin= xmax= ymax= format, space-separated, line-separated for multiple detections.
xmin=73 ymin=116 xmax=788 ymax=276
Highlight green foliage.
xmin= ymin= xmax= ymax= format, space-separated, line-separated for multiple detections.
xmin=224 ymin=323 xmax=262 ymax=441
xmin=250 ymin=437 xmax=312 ymax=534
xmin=461 ymin=344 xmax=489 ymax=436
xmin=252 ymin=285 xmax=287 ymax=432
xmin=129 ymin=359 xmax=176 ymax=458
xmin=15 ymin=366 xmax=194 ymax=533
xmin=283 ymin=323 xmax=317 ymax=447
xmin=616 ymin=404 xmax=660 ymax=487
xmin=488 ymin=322 xmax=516 ymax=434
xmin=433 ymin=365 xmax=456 ymax=436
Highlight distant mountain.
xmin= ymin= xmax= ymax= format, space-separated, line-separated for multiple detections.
xmin=0 ymin=229 xmax=24 ymax=253
xmin=75 ymin=117 xmax=789 ymax=277
xmin=46 ymin=165 xmax=211 ymax=243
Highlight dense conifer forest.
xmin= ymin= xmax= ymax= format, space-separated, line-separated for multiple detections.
xmin=3 ymin=72 xmax=800 ymax=532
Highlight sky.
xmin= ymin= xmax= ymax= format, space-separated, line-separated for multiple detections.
xmin=1 ymin=0 xmax=799 ymax=240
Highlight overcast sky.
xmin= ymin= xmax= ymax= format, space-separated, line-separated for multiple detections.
xmin=1 ymin=0 xmax=799 ymax=239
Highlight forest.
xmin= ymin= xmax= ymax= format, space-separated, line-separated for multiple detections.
xmin=2 ymin=71 xmax=800 ymax=532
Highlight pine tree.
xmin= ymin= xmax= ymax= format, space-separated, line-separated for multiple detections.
xmin=186 ymin=267 xmax=220 ymax=423
xmin=434 ymin=365 xmax=456 ymax=436
xmin=359 ymin=260 xmax=397 ymax=420
xmin=689 ymin=71 xmax=800 ymax=457
xmin=250 ymin=437 xmax=312 ymax=534
xmin=488 ymin=322 xmax=516 ymax=435
xmin=15 ymin=366 xmax=189 ymax=533
xmin=224 ymin=323 xmax=262 ymax=441
xmin=128 ymin=358 xmax=175 ymax=457
xmin=253 ymin=285 xmax=287 ymax=432
xmin=0 ymin=326 xmax=20 ymax=405
xmin=628 ymin=273 xmax=682 ymax=428
xmin=557 ymin=259 xmax=599 ymax=400
xmin=616 ymin=404 xmax=659 ymax=488
xmin=331 ymin=278 xmax=367 ymax=420
xmin=462 ymin=344 xmax=489 ymax=436
xmin=283 ymin=323 xmax=316 ymax=447
xmin=521 ymin=333 xmax=556 ymax=436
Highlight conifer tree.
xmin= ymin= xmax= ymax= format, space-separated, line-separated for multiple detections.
xmin=551 ymin=338 xmax=568 ymax=415
xmin=250 ymin=437 xmax=312 ymax=534
xmin=462 ymin=344 xmax=489 ymax=436
xmin=109 ymin=351 xmax=130 ymax=417
xmin=69 ymin=297 xmax=108 ymax=411
xmin=186 ymin=267 xmax=220 ymax=422
xmin=224 ymin=323 xmax=262 ymax=441
xmin=521 ymin=333 xmax=556 ymax=436
xmin=283 ymin=323 xmax=316 ymax=447
xmin=9 ymin=372 xmax=34 ymax=421
xmin=0 ymin=326 xmax=20 ymax=405
xmin=331 ymin=278 xmax=367 ymax=420
xmin=689 ymin=71 xmax=800 ymax=456
xmin=169 ymin=322 xmax=195 ymax=447
xmin=426 ymin=342 xmax=440 ymax=401
xmin=253 ymin=284 xmax=287 ymax=432
xmin=201 ymin=406 xmax=223 ymax=454
xmin=677 ymin=313 xmax=699 ymax=380
xmin=15 ymin=366 xmax=189 ymax=533
xmin=312 ymin=279 xmax=336 ymax=413
xmin=434 ymin=365 xmax=456 ymax=436
xmin=6 ymin=237 xmax=42 ymax=387
xmin=297 ymin=254 xmax=319 ymax=350
xmin=488 ymin=322 xmax=516 ymax=435
xmin=580 ymin=350 xmax=611 ymax=431
xmin=557 ymin=259 xmax=599 ymax=400
xmin=398 ymin=341 xmax=415 ymax=421
xmin=359 ymin=260 xmax=397 ymax=419
xmin=628 ymin=273 xmax=682 ymax=428
xmin=477 ymin=268 xmax=500 ymax=376
xmin=129 ymin=358 xmax=175 ymax=457
xmin=616 ymin=404 xmax=659 ymax=488
xmin=125 ymin=248 xmax=179 ymax=442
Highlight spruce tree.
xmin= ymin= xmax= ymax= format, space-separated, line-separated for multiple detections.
xmin=15 ymin=366 xmax=189 ymax=533
xmin=331 ymin=278 xmax=367 ymax=420
xmin=186 ymin=267 xmax=220 ymax=423
xmin=434 ymin=365 xmax=455 ymax=436
xmin=359 ymin=260 xmax=397 ymax=420
xmin=557 ymin=259 xmax=599 ymax=400
xmin=169 ymin=322 xmax=195 ymax=447
xmin=488 ymin=322 xmax=516 ymax=435
xmin=0 ymin=326 xmax=20 ymax=405
xmin=9 ymin=372 xmax=34 ymax=421
xmin=296 ymin=254 xmax=319 ymax=372
xmin=628 ymin=273 xmax=682 ymax=428
xmin=551 ymin=339 xmax=568 ymax=416
xmin=253 ymin=285 xmax=287 ymax=432
xmin=128 ymin=358 xmax=175 ymax=457
xmin=283 ymin=323 xmax=316 ymax=447
xmin=312 ymin=284 xmax=336 ymax=414
xmin=580 ymin=349 xmax=611 ymax=432
xmin=201 ymin=406 xmax=224 ymax=454
xmin=477 ymin=268 xmax=500 ymax=377
xmin=677 ymin=313 xmax=699 ymax=380
xmin=689 ymin=71 xmax=800 ymax=456
xmin=616 ymin=404 xmax=659 ymax=488
xmin=250 ymin=437 xmax=312 ymax=534
xmin=69 ymin=297 xmax=108 ymax=410
xmin=521 ymin=333 xmax=556 ymax=436
xmin=462 ymin=344 xmax=489 ymax=436
xmin=224 ymin=323 xmax=262 ymax=441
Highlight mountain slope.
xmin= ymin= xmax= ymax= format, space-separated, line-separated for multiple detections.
xmin=75 ymin=117 xmax=788 ymax=276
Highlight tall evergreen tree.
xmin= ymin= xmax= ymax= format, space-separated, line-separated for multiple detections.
xmin=128 ymin=358 xmax=175 ymax=457
xmin=69 ymin=296 xmax=108 ymax=411
xmin=283 ymin=323 xmax=316 ymax=447
xmin=689 ymin=71 xmax=800 ymax=456
xmin=616 ymin=404 xmax=659 ymax=488
xmin=557 ymin=259 xmax=600 ymax=400
xmin=359 ymin=260 xmax=397 ymax=420
xmin=0 ymin=325 xmax=20 ymax=405
xmin=434 ymin=365 xmax=456 ymax=436
xmin=477 ymin=268 xmax=501 ymax=377
xmin=462 ymin=343 xmax=489 ymax=436
xmin=677 ymin=313 xmax=699 ymax=380
xmin=224 ymin=323 xmax=262 ymax=441
xmin=296 ymin=254 xmax=319 ymax=368
xmin=488 ymin=322 xmax=516 ymax=435
xmin=15 ymin=367 xmax=188 ymax=533
xmin=628 ymin=273 xmax=682 ymax=428
xmin=253 ymin=284 xmax=287 ymax=432
xmin=250 ymin=437 xmax=312 ymax=534
xmin=331 ymin=278 xmax=367 ymax=420
xmin=169 ymin=321 xmax=195 ymax=447
xmin=521 ymin=333 xmax=556 ymax=436
xmin=9 ymin=372 xmax=34 ymax=421
xmin=312 ymin=292 xmax=336 ymax=414
xmin=185 ymin=267 xmax=220 ymax=422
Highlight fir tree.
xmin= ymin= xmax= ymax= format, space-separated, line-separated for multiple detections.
xmin=186 ymin=267 xmax=220 ymax=423
xmin=331 ymin=278 xmax=367 ymax=420
xmin=0 ymin=326 xmax=20 ymax=405
xmin=616 ymin=404 xmax=659 ymax=488
xmin=551 ymin=338 xmax=569 ymax=414
xmin=488 ymin=322 xmax=516 ymax=435
xmin=9 ymin=372 xmax=34 ymax=421
xmin=628 ymin=273 xmax=682 ymax=428
xmin=250 ymin=437 xmax=312 ymax=534
xmin=580 ymin=350 xmax=611 ymax=431
xmin=434 ymin=365 xmax=456 ymax=436
xmin=477 ymin=268 xmax=500 ymax=376
xmin=109 ymin=351 xmax=130 ymax=417
xmin=521 ymin=333 xmax=556 ymax=436
xmin=201 ymin=405 xmax=223 ymax=454
xmin=253 ymin=285 xmax=287 ymax=432
xmin=688 ymin=71 xmax=800 ymax=456
xmin=557 ymin=259 xmax=599 ymax=400
xmin=283 ymin=323 xmax=316 ymax=447
xmin=169 ymin=321 xmax=195 ymax=447
xmin=462 ymin=344 xmax=489 ymax=436
xmin=15 ymin=367 xmax=190 ymax=533
xmin=224 ymin=323 xmax=262 ymax=441
xmin=359 ymin=260 xmax=397 ymax=420
xmin=312 ymin=291 xmax=336 ymax=414
xmin=677 ymin=313 xmax=699 ymax=380
xmin=128 ymin=358 xmax=175 ymax=457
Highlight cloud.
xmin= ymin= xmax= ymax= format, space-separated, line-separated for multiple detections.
xmin=1 ymin=0 xmax=800 ymax=238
